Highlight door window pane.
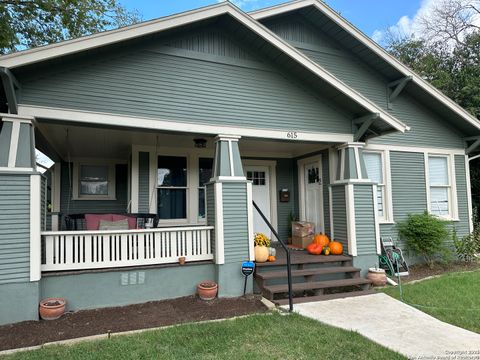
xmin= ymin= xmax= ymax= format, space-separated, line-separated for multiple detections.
xmin=80 ymin=165 xmax=109 ymax=195
xmin=247 ymin=171 xmax=266 ymax=185
xmin=157 ymin=189 xmax=187 ymax=219
xmin=158 ymin=156 xmax=187 ymax=186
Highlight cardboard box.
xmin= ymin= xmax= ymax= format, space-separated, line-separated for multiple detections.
xmin=292 ymin=221 xmax=315 ymax=237
xmin=292 ymin=235 xmax=314 ymax=249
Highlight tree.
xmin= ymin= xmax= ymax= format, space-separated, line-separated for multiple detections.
xmin=0 ymin=0 xmax=141 ymax=54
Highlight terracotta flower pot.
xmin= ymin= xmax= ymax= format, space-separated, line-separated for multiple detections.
xmin=254 ymin=245 xmax=269 ymax=262
xmin=197 ymin=281 xmax=218 ymax=300
xmin=39 ymin=298 xmax=66 ymax=320
xmin=367 ymin=268 xmax=387 ymax=287
xmin=179 ymin=256 xmax=186 ymax=265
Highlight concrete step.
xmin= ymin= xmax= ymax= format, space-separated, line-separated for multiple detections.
xmin=274 ymin=289 xmax=376 ymax=305
xmin=255 ymin=266 xmax=360 ymax=280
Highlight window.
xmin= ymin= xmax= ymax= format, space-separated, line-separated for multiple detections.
xmin=198 ymin=158 xmax=213 ymax=220
xmin=247 ymin=171 xmax=266 ymax=185
xmin=73 ymin=162 xmax=116 ymax=200
xmin=363 ymin=151 xmax=388 ymax=221
xmin=427 ymin=155 xmax=451 ymax=217
xmin=157 ymin=156 xmax=187 ymax=220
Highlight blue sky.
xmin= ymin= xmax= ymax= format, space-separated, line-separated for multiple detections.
xmin=120 ymin=0 xmax=423 ymax=41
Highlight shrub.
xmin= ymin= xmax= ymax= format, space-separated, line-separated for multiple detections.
xmin=454 ymin=210 xmax=480 ymax=262
xmin=397 ymin=211 xmax=451 ymax=268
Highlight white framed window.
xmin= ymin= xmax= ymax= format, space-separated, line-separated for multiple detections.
xmin=72 ymin=162 xmax=116 ymax=200
xmin=426 ymin=154 xmax=457 ymax=219
xmin=363 ymin=150 xmax=392 ymax=222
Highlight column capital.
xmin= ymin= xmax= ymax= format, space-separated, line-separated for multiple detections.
xmin=211 ymin=134 xmax=245 ymax=181
xmin=1 ymin=113 xmax=34 ymax=124
xmin=336 ymin=142 xmax=365 ymax=150
xmin=335 ymin=143 xmax=368 ymax=182
xmin=215 ymin=134 xmax=241 ymax=142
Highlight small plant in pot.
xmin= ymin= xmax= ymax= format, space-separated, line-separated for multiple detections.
xmin=39 ymin=298 xmax=66 ymax=320
xmin=253 ymin=232 xmax=270 ymax=262
xmin=197 ymin=281 xmax=218 ymax=300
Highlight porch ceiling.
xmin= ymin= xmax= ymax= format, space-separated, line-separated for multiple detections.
xmin=35 ymin=121 xmax=332 ymax=161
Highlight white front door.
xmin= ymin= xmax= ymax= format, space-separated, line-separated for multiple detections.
xmin=304 ymin=160 xmax=324 ymax=233
xmin=245 ymin=166 xmax=271 ymax=238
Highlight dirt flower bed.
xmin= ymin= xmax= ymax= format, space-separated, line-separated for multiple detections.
xmin=399 ymin=261 xmax=480 ymax=283
xmin=0 ymin=295 xmax=267 ymax=351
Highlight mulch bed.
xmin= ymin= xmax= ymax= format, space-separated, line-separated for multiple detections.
xmin=399 ymin=261 xmax=480 ymax=283
xmin=0 ymin=295 xmax=267 ymax=352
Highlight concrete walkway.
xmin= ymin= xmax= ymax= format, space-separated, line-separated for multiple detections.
xmin=284 ymin=293 xmax=480 ymax=358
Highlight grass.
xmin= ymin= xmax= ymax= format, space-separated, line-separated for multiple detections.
xmin=381 ymin=269 xmax=480 ymax=333
xmin=1 ymin=312 xmax=405 ymax=360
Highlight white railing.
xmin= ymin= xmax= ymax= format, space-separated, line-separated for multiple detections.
xmin=41 ymin=226 xmax=214 ymax=271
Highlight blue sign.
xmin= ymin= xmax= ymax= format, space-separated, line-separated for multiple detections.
xmin=241 ymin=261 xmax=255 ymax=277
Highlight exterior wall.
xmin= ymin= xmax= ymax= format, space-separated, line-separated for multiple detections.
xmin=330 ymin=184 xmax=347 ymax=250
xmin=0 ymin=282 xmax=39 ymax=325
xmin=138 ymin=151 xmax=150 ymax=212
xmin=275 ymin=158 xmax=296 ymax=240
xmin=0 ymin=173 xmax=31 ymax=284
xmin=354 ymin=184 xmax=377 ymax=256
xmin=322 ymin=150 xmax=331 ymax=237
xmin=41 ymin=263 xmax=215 ymax=311
xmin=16 ymin=26 xmax=353 ymax=135
xmin=59 ymin=162 xmax=128 ymax=227
xmin=0 ymin=121 xmax=12 ymax=166
xmin=264 ymin=15 xmax=467 ymax=148
xmin=455 ymin=155 xmax=471 ymax=237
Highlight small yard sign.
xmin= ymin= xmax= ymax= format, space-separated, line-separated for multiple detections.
xmin=242 ymin=261 xmax=255 ymax=295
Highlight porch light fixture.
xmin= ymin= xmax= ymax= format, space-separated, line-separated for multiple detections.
xmin=194 ymin=138 xmax=207 ymax=148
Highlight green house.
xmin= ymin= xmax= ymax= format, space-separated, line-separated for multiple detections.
xmin=0 ymin=0 xmax=478 ymax=325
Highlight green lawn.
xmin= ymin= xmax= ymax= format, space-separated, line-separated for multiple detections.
xmin=381 ymin=270 xmax=480 ymax=333
xmin=2 ymin=313 xmax=404 ymax=360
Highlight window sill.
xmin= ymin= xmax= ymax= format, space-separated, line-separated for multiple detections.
xmin=378 ymin=220 xmax=395 ymax=225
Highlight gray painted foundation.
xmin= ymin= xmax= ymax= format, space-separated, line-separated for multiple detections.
xmin=216 ymin=262 xmax=253 ymax=297
xmin=0 ymin=282 xmax=40 ymax=325
xmin=353 ymin=254 xmax=379 ymax=277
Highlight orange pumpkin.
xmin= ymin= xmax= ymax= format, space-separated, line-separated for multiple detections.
xmin=329 ymin=241 xmax=343 ymax=255
xmin=313 ymin=233 xmax=330 ymax=248
xmin=267 ymin=255 xmax=276 ymax=262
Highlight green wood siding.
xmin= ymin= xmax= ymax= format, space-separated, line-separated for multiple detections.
xmin=59 ymin=163 xmax=128 ymax=227
xmin=454 ymin=155 xmax=470 ymax=237
xmin=354 ymin=184 xmax=377 ymax=255
xmin=321 ymin=150 xmax=331 ymax=237
xmin=222 ymin=182 xmax=249 ymax=263
xmin=206 ymin=183 xmax=215 ymax=256
xmin=15 ymin=123 xmax=34 ymax=168
xmin=331 ymin=185 xmax=347 ymax=250
xmin=264 ymin=17 xmax=467 ymax=148
xmin=0 ymin=174 xmax=30 ymax=284
xmin=274 ymin=158 xmax=296 ymax=241
xmin=138 ymin=152 xmax=150 ymax=213
xmin=0 ymin=121 xmax=12 ymax=167
xmin=17 ymin=27 xmax=353 ymax=135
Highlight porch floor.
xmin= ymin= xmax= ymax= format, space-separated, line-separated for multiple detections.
xmin=256 ymin=247 xmax=352 ymax=267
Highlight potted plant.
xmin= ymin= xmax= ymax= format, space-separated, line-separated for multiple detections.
xmin=254 ymin=232 xmax=270 ymax=262
xmin=197 ymin=281 xmax=218 ymax=300
xmin=39 ymin=298 xmax=66 ymax=320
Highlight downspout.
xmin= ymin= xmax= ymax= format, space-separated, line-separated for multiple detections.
xmin=0 ymin=66 xmax=18 ymax=114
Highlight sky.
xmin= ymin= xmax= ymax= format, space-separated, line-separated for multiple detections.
xmin=119 ymin=0 xmax=429 ymax=44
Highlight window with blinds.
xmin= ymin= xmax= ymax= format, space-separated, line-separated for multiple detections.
xmin=428 ymin=155 xmax=450 ymax=217
xmin=364 ymin=151 xmax=385 ymax=220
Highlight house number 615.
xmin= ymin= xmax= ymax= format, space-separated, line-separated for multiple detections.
xmin=286 ymin=132 xmax=298 ymax=139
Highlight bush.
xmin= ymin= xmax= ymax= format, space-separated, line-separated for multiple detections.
xmin=454 ymin=210 xmax=480 ymax=262
xmin=397 ymin=211 xmax=451 ymax=268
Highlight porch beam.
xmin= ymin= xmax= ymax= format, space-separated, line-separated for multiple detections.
xmin=0 ymin=67 xmax=18 ymax=114
xmin=353 ymin=113 xmax=379 ymax=141
xmin=388 ymin=76 xmax=413 ymax=108
xmin=466 ymin=138 xmax=480 ymax=155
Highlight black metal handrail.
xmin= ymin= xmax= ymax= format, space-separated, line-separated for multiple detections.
xmin=252 ymin=201 xmax=293 ymax=312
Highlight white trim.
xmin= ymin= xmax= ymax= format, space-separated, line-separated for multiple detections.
xmin=52 ymin=162 xmax=61 ymax=214
xmin=131 ymin=148 xmax=139 ymax=213
xmin=339 ymin=148 xmax=345 ymax=181
xmin=328 ymin=147 xmax=337 ymax=184
xmin=0 ymin=114 xmax=34 ymax=124
xmin=354 ymin=146 xmax=362 ymax=179
xmin=72 ymin=160 xmax=116 ymax=200
xmin=450 ymin=155 xmax=459 ymax=221
xmin=246 ymin=182 xmax=255 ymax=261
xmin=466 ymin=155 xmax=474 ymax=233
xmin=51 ymin=214 xmax=59 ymax=232
xmin=149 ymin=150 xmax=157 ymax=214
xmin=214 ymin=182 xmax=225 ymax=265
xmin=228 ymin=140 xmax=235 ymax=176
xmin=7 ymin=120 xmax=20 ymax=167
xmin=345 ymin=183 xmax=357 ymax=256
xmin=365 ymin=143 xmax=465 ymax=156
xmin=211 ymin=176 xmax=247 ymax=182
xmin=18 ymin=105 xmax=354 ymax=144
xmin=251 ymin=0 xmax=480 ymax=131
xmin=297 ymin=154 xmax=324 ymax=233
xmin=30 ymin=174 xmax=41 ymax=282
xmin=372 ymin=184 xmax=381 ymax=255
xmin=243 ymin=159 xmax=278 ymax=232
xmin=328 ymin=186 xmax=334 ymax=239
xmin=424 ymin=152 xmax=431 ymax=216
xmin=5 ymin=2 xmax=409 ymax=133
xmin=0 ymin=166 xmax=34 ymax=172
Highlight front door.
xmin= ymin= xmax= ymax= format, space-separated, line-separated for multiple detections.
xmin=304 ymin=160 xmax=324 ymax=233
xmin=245 ymin=166 xmax=271 ymax=238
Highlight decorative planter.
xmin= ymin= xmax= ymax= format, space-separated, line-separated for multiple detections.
xmin=268 ymin=247 xmax=277 ymax=257
xmin=254 ymin=245 xmax=269 ymax=262
xmin=39 ymin=298 xmax=66 ymax=320
xmin=367 ymin=268 xmax=387 ymax=287
xmin=179 ymin=256 xmax=186 ymax=265
xmin=197 ymin=281 xmax=218 ymax=300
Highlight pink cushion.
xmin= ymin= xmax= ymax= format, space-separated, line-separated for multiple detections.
xmin=111 ymin=214 xmax=137 ymax=229
xmin=85 ymin=214 xmax=113 ymax=231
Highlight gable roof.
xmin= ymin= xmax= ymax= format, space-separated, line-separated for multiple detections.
xmin=250 ymin=0 xmax=480 ymax=133
xmin=0 ymin=1 xmax=408 ymax=135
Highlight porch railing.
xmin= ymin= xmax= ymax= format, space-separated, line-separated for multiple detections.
xmin=41 ymin=226 xmax=214 ymax=272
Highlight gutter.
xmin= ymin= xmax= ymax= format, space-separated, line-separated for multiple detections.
xmin=0 ymin=67 xmax=18 ymax=114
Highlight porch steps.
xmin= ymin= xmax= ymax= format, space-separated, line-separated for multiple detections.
xmin=274 ymin=289 xmax=376 ymax=306
xmin=254 ymin=251 xmax=372 ymax=305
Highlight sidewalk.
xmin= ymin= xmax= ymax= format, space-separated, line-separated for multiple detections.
xmin=284 ymin=293 xmax=480 ymax=358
